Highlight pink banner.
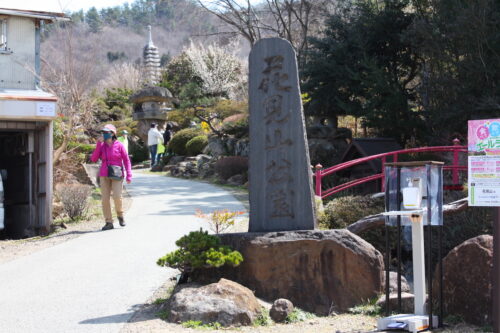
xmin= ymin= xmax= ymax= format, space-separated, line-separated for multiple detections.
xmin=468 ymin=119 xmax=500 ymax=154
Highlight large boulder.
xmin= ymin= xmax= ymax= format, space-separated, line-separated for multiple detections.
xmin=167 ymin=156 xmax=185 ymax=166
xmin=385 ymin=271 xmax=411 ymax=293
xmin=195 ymin=230 xmax=384 ymax=315
xmin=270 ymin=299 xmax=294 ymax=322
xmin=433 ymin=235 xmax=493 ymax=326
xmin=204 ymin=137 xmax=227 ymax=157
xmin=203 ymin=137 xmax=250 ymax=157
xmin=376 ymin=292 xmax=415 ymax=314
xmin=170 ymin=161 xmax=199 ymax=178
xmin=168 ymin=279 xmax=261 ymax=327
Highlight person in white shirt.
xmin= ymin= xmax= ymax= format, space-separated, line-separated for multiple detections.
xmin=147 ymin=123 xmax=164 ymax=167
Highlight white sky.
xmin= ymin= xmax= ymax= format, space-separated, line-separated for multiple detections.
xmin=0 ymin=0 xmax=132 ymax=13
xmin=1 ymin=0 xmax=262 ymax=14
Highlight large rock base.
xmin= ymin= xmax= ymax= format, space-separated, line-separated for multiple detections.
xmin=193 ymin=230 xmax=384 ymax=315
xmin=168 ymin=279 xmax=261 ymax=327
xmin=433 ymin=235 xmax=493 ymax=326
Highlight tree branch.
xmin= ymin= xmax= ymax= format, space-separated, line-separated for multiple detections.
xmin=193 ymin=107 xmax=226 ymax=138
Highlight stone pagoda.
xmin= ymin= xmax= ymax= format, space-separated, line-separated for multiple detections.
xmin=131 ymin=25 xmax=174 ymax=142
xmin=142 ymin=25 xmax=161 ymax=86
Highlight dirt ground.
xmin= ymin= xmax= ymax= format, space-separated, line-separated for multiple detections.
xmin=0 ymin=189 xmax=132 ymax=264
xmin=0 ymin=178 xmax=487 ymax=333
xmin=120 ymin=278 xmax=487 ymax=333
xmin=120 ymin=278 xmax=379 ymax=333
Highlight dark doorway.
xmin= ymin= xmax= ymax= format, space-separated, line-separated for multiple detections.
xmin=0 ymin=131 xmax=33 ymax=239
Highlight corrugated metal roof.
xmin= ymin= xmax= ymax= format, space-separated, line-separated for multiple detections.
xmin=0 ymin=88 xmax=57 ymax=102
xmin=0 ymin=1 xmax=68 ymax=21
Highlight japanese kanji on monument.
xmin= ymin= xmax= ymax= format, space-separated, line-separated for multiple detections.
xmin=249 ymin=38 xmax=316 ymax=232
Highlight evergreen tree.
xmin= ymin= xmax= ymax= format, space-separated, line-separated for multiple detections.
xmin=303 ymin=0 xmax=422 ymax=145
xmin=70 ymin=10 xmax=85 ymax=24
xmin=85 ymin=7 xmax=102 ymax=33
xmin=412 ymin=0 xmax=500 ymax=143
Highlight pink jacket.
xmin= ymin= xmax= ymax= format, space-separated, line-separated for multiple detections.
xmin=91 ymin=141 xmax=132 ymax=182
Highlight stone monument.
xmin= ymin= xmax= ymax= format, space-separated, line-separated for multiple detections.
xmin=248 ymin=38 xmax=316 ymax=232
xmin=130 ymin=25 xmax=174 ymax=142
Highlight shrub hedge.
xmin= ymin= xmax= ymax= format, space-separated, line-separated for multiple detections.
xmin=214 ymin=156 xmax=248 ymax=180
xmin=186 ymin=135 xmax=208 ymax=156
xmin=318 ymin=195 xmax=384 ymax=229
xmin=168 ymin=128 xmax=203 ymax=155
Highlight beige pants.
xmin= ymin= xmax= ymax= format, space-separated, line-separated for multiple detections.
xmin=100 ymin=177 xmax=123 ymax=223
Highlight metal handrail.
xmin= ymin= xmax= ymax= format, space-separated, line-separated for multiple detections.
xmin=314 ymin=143 xmax=467 ymax=199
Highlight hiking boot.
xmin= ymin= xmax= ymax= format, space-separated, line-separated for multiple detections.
xmin=101 ymin=222 xmax=114 ymax=231
xmin=118 ymin=216 xmax=126 ymax=227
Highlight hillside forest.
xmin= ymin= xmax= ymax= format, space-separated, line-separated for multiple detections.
xmin=40 ymin=0 xmax=500 ymax=181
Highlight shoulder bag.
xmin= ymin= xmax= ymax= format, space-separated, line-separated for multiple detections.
xmin=104 ymin=143 xmax=124 ymax=181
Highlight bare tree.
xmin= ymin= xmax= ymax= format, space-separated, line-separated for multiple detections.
xmin=98 ymin=62 xmax=142 ymax=91
xmin=197 ymin=0 xmax=263 ymax=45
xmin=41 ymin=24 xmax=99 ymax=165
xmin=197 ymin=0 xmax=332 ymax=66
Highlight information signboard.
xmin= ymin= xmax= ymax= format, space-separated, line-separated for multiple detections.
xmin=468 ymin=119 xmax=500 ymax=207
xmin=36 ymin=102 xmax=56 ymax=117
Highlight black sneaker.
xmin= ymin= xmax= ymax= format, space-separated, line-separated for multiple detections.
xmin=102 ymin=222 xmax=114 ymax=231
xmin=118 ymin=217 xmax=126 ymax=227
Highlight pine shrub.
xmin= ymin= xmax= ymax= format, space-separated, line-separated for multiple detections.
xmin=168 ymin=128 xmax=203 ymax=155
xmin=156 ymin=229 xmax=243 ymax=274
xmin=186 ymin=135 xmax=208 ymax=156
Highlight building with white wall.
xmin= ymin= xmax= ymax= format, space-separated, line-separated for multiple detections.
xmin=0 ymin=5 xmax=65 ymax=238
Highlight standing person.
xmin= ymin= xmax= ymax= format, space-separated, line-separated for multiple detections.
xmin=117 ymin=129 xmax=129 ymax=154
xmin=148 ymin=123 xmax=163 ymax=167
xmin=163 ymin=123 xmax=173 ymax=151
xmin=157 ymin=127 xmax=166 ymax=163
xmin=91 ymin=124 xmax=132 ymax=231
xmin=163 ymin=123 xmax=173 ymax=157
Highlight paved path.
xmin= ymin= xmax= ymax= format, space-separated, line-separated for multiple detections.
xmin=0 ymin=172 xmax=245 ymax=333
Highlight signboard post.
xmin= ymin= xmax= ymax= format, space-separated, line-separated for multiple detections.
xmin=468 ymin=119 xmax=500 ymax=333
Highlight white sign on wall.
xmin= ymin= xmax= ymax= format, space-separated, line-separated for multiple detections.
xmin=36 ymin=102 xmax=56 ymax=117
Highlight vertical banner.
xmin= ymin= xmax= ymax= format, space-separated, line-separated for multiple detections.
xmin=468 ymin=119 xmax=500 ymax=333
xmin=468 ymin=119 xmax=500 ymax=206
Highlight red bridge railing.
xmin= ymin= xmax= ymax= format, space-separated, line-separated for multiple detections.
xmin=314 ymin=141 xmax=467 ymax=199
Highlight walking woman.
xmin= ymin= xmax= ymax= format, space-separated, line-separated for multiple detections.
xmin=91 ymin=124 xmax=132 ymax=231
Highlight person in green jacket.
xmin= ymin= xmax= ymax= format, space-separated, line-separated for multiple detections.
xmin=117 ymin=130 xmax=129 ymax=154
xmin=157 ymin=135 xmax=166 ymax=163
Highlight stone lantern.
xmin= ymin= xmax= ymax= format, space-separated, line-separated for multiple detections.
xmin=130 ymin=25 xmax=174 ymax=142
xmin=130 ymin=86 xmax=173 ymax=142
